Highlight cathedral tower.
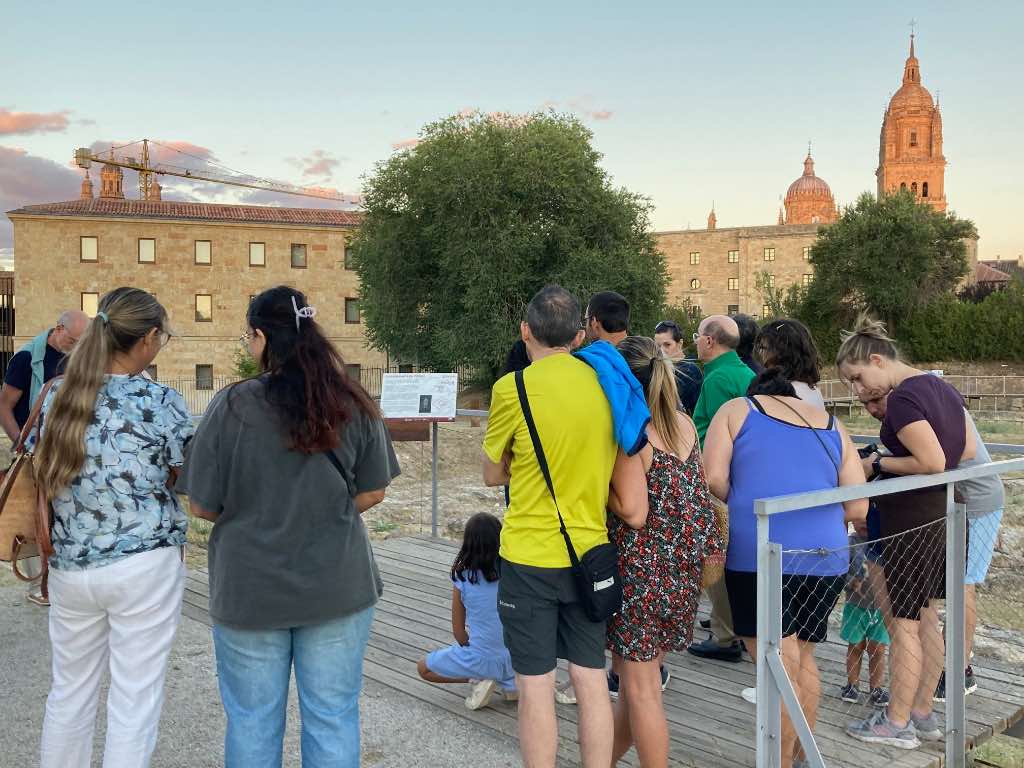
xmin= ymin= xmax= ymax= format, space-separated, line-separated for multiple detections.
xmin=876 ymin=34 xmax=947 ymax=211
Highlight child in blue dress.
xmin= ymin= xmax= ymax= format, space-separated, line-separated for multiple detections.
xmin=417 ymin=512 xmax=516 ymax=710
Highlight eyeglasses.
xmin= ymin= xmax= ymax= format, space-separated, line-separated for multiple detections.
xmin=692 ymin=332 xmax=706 ymax=343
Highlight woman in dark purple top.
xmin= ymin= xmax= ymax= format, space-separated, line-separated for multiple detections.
xmin=836 ymin=316 xmax=976 ymax=750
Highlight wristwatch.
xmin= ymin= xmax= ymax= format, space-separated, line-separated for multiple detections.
xmin=871 ymin=454 xmax=883 ymax=478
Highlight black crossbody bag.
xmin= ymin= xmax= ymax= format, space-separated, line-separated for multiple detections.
xmin=514 ymin=370 xmax=623 ymax=622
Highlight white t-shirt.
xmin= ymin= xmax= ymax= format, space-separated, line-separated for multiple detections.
xmin=792 ymin=380 xmax=826 ymax=409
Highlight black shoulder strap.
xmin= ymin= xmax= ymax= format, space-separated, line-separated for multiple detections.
xmin=514 ymin=370 xmax=580 ymax=569
xmin=324 ymin=449 xmax=357 ymax=498
xmin=748 ymin=396 xmax=768 ymax=415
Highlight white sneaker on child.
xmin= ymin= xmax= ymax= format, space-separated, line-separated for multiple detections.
xmin=465 ymin=679 xmax=498 ymax=710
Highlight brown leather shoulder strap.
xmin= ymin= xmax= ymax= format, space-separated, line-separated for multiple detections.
xmin=12 ymin=377 xmax=61 ymax=455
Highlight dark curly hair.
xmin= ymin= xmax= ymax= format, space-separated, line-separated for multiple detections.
xmin=754 ymin=318 xmax=822 ymax=387
xmin=746 ymin=367 xmax=798 ymax=398
xmin=451 ymin=513 xmax=502 ymax=584
xmin=245 ymin=286 xmax=377 ymax=454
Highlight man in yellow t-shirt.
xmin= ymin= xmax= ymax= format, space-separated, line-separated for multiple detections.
xmin=482 ymin=284 xmax=617 ymax=767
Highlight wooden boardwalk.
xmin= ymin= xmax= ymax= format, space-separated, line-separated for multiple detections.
xmin=181 ymin=534 xmax=1024 ymax=767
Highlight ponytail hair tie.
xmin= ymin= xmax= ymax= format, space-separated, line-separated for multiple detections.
xmin=291 ymin=296 xmax=317 ymax=331
xmin=96 ymin=311 xmax=109 ymax=324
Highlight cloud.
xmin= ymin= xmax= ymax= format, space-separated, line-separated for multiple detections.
xmin=391 ymin=138 xmax=420 ymax=150
xmin=0 ymin=108 xmax=71 ymax=136
xmin=299 ymin=149 xmax=340 ymax=178
xmin=541 ymin=98 xmax=615 ymax=121
xmin=0 ymin=145 xmax=82 ymax=250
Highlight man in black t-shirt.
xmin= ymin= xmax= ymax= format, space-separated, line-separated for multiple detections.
xmin=1 ymin=311 xmax=88 ymax=441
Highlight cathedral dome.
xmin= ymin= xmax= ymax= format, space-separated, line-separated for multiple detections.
xmin=887 ymin=36 xmax=934 ymax=115
xmin=785 ymin=154 xmax=833 ymax=200
xmin=783 ymin=151 xmax=837 ymax=225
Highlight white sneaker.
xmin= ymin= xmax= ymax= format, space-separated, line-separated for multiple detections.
xmin=741 ymin=687 xmax=757 ymax=704
xmin=554 ymin=682 xmax=577 ymax=705
xmin=465 ymin=679 xmax=498 ymax=710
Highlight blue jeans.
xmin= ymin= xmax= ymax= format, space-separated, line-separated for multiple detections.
xmin=212 ymin=605 xmax=375 ymax=768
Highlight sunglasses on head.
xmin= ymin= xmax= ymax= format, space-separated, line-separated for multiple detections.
xmin=654 ymin=321 xmax=679 ymax=334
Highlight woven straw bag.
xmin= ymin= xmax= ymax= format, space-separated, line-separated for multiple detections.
xmin=701 ymin=495 xmax=729 ymax=589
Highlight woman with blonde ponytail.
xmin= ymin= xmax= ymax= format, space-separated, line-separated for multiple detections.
xmin=838 ymin=314 xmax=975 ymax=750
xmin=605 ymin=336 xmax=724 ymax=767
xmin=33 ymin=287 xmax=193 ymax=768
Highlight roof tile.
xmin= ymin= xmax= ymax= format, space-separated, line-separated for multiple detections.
xmin=6 ymin=198 xmax=362 ymax=228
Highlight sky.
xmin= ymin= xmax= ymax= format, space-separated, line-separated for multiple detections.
xmin=2 ymin=0 xmax=1022 ymax=267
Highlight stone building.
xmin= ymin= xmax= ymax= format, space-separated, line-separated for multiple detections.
xmin=656 ymin=222 xmax=819 ymax=319
xmin=6 ymin=198 xmax=383 ymax=384
xmin=655 ymin=34 xmax=967 ymax=320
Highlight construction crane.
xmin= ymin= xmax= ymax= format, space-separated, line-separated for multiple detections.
xmin=74 ymin=139 xmax=350 ymax=202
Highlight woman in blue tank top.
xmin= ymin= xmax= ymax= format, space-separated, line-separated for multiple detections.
xmin=704 ymin=368 xmax=868 ymax=768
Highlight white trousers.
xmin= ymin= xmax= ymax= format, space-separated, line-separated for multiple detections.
xmin=40 ymin=546 xmax=186 ymax=768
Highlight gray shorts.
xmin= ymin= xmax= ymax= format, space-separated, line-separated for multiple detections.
xmin=497 ymin=558 xmax=606 ymax=676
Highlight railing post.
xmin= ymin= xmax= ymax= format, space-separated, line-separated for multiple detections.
xmin=755 ymin=502 xmax=782 ymax=768
xmin=431 ymin=421 xmax=439 ymax=538
xmin=946 ymin=486 xmax=967 ymax=767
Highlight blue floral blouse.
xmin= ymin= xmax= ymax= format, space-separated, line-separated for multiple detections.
xmin=33 ymin=375 xmax=195 ymax=570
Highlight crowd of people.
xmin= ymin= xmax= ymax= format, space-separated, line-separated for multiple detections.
xmin=1 ymin=282 xmax=1004 ymax=768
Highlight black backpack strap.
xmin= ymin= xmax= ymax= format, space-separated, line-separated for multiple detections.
xmin=514 ymin=370 xmax=581 ymax=569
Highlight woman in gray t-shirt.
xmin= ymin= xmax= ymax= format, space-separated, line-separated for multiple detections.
xmin=178 ymin=286 xmax=400 ymax=768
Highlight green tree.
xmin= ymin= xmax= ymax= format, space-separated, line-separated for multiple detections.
xmin=350 ymin=111 xmax=668 ymax=382
xmin=798 ymin=190 xmax=976 ymax=349
xmin=755 ymin=270 xmax=806 ymax=321
xmin=233 ymin=347 xmax=260 ymax=379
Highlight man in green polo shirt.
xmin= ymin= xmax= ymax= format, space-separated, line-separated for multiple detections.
xmin=689 ymin=314 xmax=755 ymax=662
xmin=692 ymin=315 xmax=756 ymax=447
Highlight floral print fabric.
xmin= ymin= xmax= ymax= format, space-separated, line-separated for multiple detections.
xmin=34 ymin=375 xmax=194 ymax=570
xmin=607 ymin=443 xmax=725 ymax=661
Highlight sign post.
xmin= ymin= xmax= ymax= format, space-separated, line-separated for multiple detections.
xmin=380 ymin=373 xmax=458 ymax=537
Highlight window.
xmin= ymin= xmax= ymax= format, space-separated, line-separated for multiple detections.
xmin=249 ymin=242 xmax=266 ymax=267
xmin=689 ymin=252 xmax=700 ymax=265
xmin=80 ymin=236 xmax=98 ymax=262
xmin=763 ymin=247 xmax=776 ymax=262
xmin=922 ymin=182 xmax=929 ymax=198
xmin=138 ymin=238 xmax=156 ymax=264
xmin=345 ymin=298 xmax=361 ymax=324
xmin=688 ymin=305 xmax=701 ymax=319
xmin=766 ymin=274 xmax=776 ymax=288
xmin=344 ymin=243 xmax=354 ymax=270
xmin=398 ymin=364 xmax=415 ymax=374
xmin=145 ymin=365 xmax=158 ymax=381
xmin=900 ymin=182 xmax=907 ymax=191
xmin=727 ymin=250 xmax=739 ymax=264
xmin=728 ymin=277 xmax=739 ymax=290
xmin=81 ymin=292 xmax=99 ymax=317
xmin=762 ymin=304 xmax=772 ymax=319
xmin=196 ymin=365 xmax=214 ymax=391
xmin=727 ymin=304 xmax=740 ymax=315
xmin=802 ymin=273 xmax=813 ymax=286
xmin=345 ymin=363 xmax=362 ymax=382
xmin=910 ymin=130 xmax=918 ymax=147
xmin=911 ymin=181 xmax=918 ymax=196
xmin=195 ymin=240 xmax=212 ymax=265
xmin=291 ymin=243 xmax=307 ymax=269
xmin=803 ymin=246 xmax=812 ymax=261
xmin=689 ymin=278 xmax=701 ymax=290
xmin=195 ymin=294 xmax=213 ymax=322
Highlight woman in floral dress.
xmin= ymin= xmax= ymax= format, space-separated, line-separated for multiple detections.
xmin=606 ymin=336 xmax=724 ymax=767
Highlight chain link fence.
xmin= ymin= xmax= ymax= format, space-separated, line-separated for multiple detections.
xmin=754 ymin=452 xmax=1024 ymax=768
